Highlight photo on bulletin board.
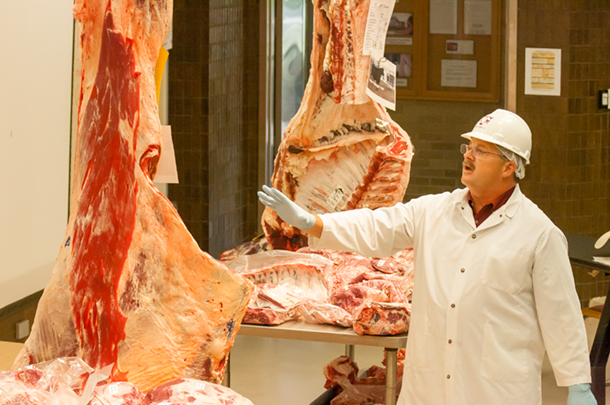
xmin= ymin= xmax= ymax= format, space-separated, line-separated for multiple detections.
xmin=366 ymin=56 xmax=396 ymax=110
xmin=385 ymin=53 xmax=412 ymax=87
xmin=386 ymin=12 xmax=413 ymax=45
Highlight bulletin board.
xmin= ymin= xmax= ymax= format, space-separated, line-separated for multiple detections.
xmin=384 ymin=0 xmax=501 ymax=102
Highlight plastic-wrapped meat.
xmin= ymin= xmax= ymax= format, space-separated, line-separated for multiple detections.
xmin=262 ymin=0 xmax=413 ymax=251
xmin=297 ymin=248 xmax=378 ymax=290
xmin=0 ymin=358 xmax=110 ymax=405
xmin=90 ymin=382 xmax=144 ymax=405
xmin=13 ymin=0 xmax=253 ymax=393
xmin=219 ymin=235 xmax=269 ymax=262
xmin=228 ymin=249 xmax=415 ymax=333
xmin=329 ymin=279 xmax=408 ymax=322
xmin=323 ymin=352 xmax=405 ymax=405
xmin=244 ymin=284 xmax=352 ymax=327
xmin=238 ymin=259 xmax=333 ymax=302
xmin=243 ymin=284 xmax=302 ymax=325
xmin=329 ymin=284 xmax=389 ymax=315
xmin=353 ymin=302 xmax=410 ymax=335
xmin=370 ymin=248 xmax=414 ymax=276
xmin=144 ymin=378 xmax=253 ymax=405
xmin=323 ymin=356 xmax=358 ymax=390
xmin=297 ymin=247 xmax=358 ymax=266
xmin=297 ymin=300 xmax=353 ymax=327
xmin=0 ymin=383 xmax=48 ymax=405
xmin=0 ymin=370 xmax=45 ymax=405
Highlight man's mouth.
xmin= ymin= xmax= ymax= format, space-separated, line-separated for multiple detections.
xmin=463 ymin=161 xmax=475 ymax=172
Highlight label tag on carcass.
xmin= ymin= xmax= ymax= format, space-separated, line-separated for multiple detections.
xmin=366 ymin=56 xmax=397 ymax=111
xmin=196 ymin=382 xmax=206 ymax=390
xmin=363 ymin=0 xmax=396 ymax=56
xmin=377 ymin=260 xmax=385 ymax=266
xmin=328 ymin=186 xmax=346 ymax=211
xmin=109 ymin=384 xmax=119 ymax=394
xmin=154 ymin=125 xmax=179 ymax=184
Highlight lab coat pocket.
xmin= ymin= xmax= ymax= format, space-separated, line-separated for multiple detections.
xmin=481 ymin=322 xmax=528 ymax=382
xmin=481 ymin=246 xmax=532 ymax=294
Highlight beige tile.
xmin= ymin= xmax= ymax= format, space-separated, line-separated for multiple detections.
xmin=0 ymin=341 xmax=23 ymax=371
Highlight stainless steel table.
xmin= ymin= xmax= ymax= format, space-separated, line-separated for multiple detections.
xmin=231 ymin=322 xmax=408 ymax=405
xmin=566 ymin=232 xmax=610 ymax=405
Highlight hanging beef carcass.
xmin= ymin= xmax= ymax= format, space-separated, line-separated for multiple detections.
xmin=262 ymin=0 xmax=413 ymax=250
xmin=12 ymin=0 xmax=253 ymax=393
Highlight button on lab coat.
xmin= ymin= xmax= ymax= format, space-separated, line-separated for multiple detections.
xmin=309 ymin=185 xmax=590 ymax=405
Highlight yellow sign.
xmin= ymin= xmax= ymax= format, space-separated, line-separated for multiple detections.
xmin=154 ymin=47 xmax=169 ymax=104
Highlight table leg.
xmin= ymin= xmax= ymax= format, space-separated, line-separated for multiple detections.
xmin=345 ymin=344 xmax=355 ymax=361
xmin=385 ymin=348 xmax=397 ymax=405
xmin=222 ymin=354 xmax=231 ymax=387
xmin=589 ymin=282 xmax=610 ymax=404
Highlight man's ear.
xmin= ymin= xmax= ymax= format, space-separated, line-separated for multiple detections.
xmin=502 ymin=161 xmax=516 ymax=179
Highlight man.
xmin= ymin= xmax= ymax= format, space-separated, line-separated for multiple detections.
xmin=258 ymin=109 xmax=596 ymax=405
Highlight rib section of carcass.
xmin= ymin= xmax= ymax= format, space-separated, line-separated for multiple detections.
xmin=262 ymin=0 xmax=412 ymax=251
xmin=13 ymin=0 xmax=253 ymax=394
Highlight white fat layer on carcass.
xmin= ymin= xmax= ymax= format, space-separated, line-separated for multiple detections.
xmin=225 ymin=250 xmax=333 ymax=273
xmin=305 ymin=130 xmax=389 ymax=154
xmin=294 ymin=140 xmax=379 ymax=213
xmin=251 ymin=284 xmax=306 ymax=309
xmin=231 ymin=252 xmax=333 ymax=301
xmin=242 ymin=264 xmax=329 ymax=302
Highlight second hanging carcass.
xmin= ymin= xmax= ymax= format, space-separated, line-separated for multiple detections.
xmin=262 ymin=0 xmax=413 ymax=251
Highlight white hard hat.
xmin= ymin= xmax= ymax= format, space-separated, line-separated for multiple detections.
xmin=461 ymin=109 xmax=532 ymax=164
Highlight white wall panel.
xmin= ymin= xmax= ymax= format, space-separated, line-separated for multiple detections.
xmin=0 ymin=1 xmax=74 ymax=309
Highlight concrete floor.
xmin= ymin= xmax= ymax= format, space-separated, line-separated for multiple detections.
xmin=0 ymin=317 xmax=608 ymax=404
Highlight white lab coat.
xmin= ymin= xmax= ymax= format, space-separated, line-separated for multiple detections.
xmin=309 ymin=185 xmax=590 ymax=405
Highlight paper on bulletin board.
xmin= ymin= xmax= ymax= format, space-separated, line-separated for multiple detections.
xmin=154 ymin=125 xmax=179 ymax=184
xmin=366 ymin=56 xmax=396 ymax=110
xmin=445 ymin=40 xmax=474 ymax=55
xmin=525 ymin=48 xmax=561 ymax=96
xmin=386 ymin=12 xmax=413 ymax=45
xmin=363 ymin=0 xmax=396 ymax=55
xmin=464 ymin=0 xmax=492 ymax=35
xmin=441 ymin=59 xmax=477 ymax=88
xmin=429 ymin=0 xmax=457 ymax=35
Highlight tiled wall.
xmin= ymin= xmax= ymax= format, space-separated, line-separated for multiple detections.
xmin=168 ymin=0 xmax=210 ymax=250
xmin=168 ymin=0 xmax=259 ymax=258
xmin=390 ymin=101 xmax=502 ymax=203
xmin=516 ymin=1 xmax=610 ymax=306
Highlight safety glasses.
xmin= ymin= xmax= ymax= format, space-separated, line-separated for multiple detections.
xmin=460 ymin=144 xmax=504 ymax=160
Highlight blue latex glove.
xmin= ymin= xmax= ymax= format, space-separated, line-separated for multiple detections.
xmin=567 ymin=383 xmax=597 ymax=405
xmin=258 ymin=185 xmax=316 ymax=231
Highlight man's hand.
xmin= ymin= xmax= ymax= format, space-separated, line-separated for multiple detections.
xmin=567 ymin=383 xmax=596 ymax=405
xmin=258 ymin=185 xmax=316 ymax=231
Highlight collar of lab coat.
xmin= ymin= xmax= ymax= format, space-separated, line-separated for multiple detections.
xmin=456 ymin=184 xmax=524 ymax=230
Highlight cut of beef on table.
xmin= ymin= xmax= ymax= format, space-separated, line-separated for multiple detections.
xmin=226 ymin=249 xmax=414 ymax=333
xmin=144 ymin=378 xmax=253 ymax=405
xmin=13 ymin=0 xmax=253 ymax=394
